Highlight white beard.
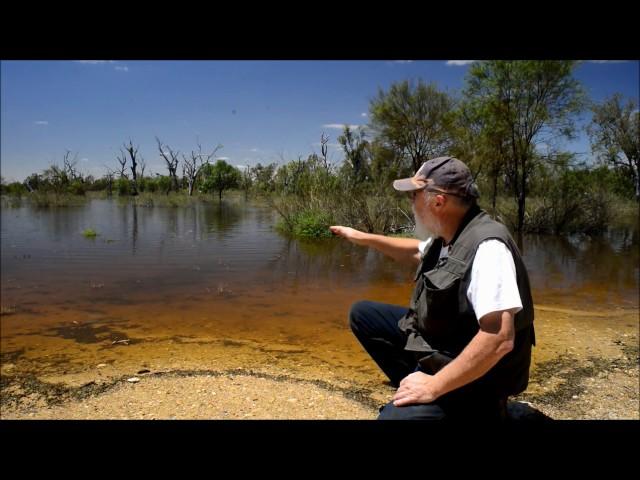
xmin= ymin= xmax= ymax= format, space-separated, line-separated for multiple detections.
xmin=413 ymin=205 xmax=436 ymax=240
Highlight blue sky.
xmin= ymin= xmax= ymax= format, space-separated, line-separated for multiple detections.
xmin=1 ymin=60 xmax=638 ymax=182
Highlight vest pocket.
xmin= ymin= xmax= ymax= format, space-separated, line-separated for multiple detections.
xmin=416 ymin=270 xmax=461 ymax=339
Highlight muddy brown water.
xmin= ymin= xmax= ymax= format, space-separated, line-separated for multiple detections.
xmin=1 ymin=198 xmax=638 ymax=414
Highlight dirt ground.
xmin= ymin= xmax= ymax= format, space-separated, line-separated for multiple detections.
xmin=1 ymin=305 xmax=638 ymax=420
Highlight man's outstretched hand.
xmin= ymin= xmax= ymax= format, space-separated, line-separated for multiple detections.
xmin=329 ymin=226 xmax=369 ymax=246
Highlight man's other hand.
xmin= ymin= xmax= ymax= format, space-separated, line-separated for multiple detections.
xmin=392 ymin=371 xmax=440 ymax=406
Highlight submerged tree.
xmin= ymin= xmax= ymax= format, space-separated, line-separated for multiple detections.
xmin=200 ymin=159 xmax=241 ymax=200
xmin=250 ymin=162 xmax=277 ymax=193
xmin=123 ymin=140 xmax=141 ymax=196
xmin=156 ymin=137 xmax=180 ymax=192
xmin=182 ymin=141 xmax=222 ymax=196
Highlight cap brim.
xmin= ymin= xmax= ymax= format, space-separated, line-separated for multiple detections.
xmin=393 ymin=177 xmax=426 ymax=192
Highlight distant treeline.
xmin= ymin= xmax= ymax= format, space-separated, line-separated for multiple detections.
xmin=2 ymin=61 xmax=638 ymax=237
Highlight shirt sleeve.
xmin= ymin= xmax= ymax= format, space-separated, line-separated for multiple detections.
xmin=467 ymin=239 xmax=523 ymax=323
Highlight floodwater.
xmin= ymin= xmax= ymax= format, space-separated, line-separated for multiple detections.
xmin=1 ymin=198 xmax=638 ymax=403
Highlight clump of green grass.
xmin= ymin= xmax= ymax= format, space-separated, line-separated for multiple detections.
xmin=82 ymin=228 xmax=98 ymax=238
xmin=275 ymin=208 xmax=335 ymax=238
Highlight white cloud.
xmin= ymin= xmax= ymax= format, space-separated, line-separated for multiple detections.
xmin=250 ymin=148 xmax=260 ymax=152
xmin=446 ymin=60 xmax=476 ymax=66
xmin=80 ymin=158 xmax=90 ymax=162
xmin=34 ymin=120 xmax=49 ymax=125
xmin=323 ymin=124 xmax=360 ymax=129
xmin=114 ymin=65 xmax=129 ymax=72
xmin=393 ymin=60 xmax=414 ymax=64
xmin=360 ymin=112 xmax=368 ymax=117
xmin=216 ymin=157 xmax=230 ymax=161
xmin=587 ymin=60 xmax=630 ymax=63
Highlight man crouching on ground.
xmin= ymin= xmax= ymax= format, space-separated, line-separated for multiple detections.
xmin=330 ymin=156 xmax=535 ymax=420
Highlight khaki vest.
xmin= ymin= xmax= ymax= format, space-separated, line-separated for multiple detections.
xmin=399 ymin=206 xmax=535 ymax=396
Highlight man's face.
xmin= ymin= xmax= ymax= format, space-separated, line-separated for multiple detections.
xmin=411 ymin=189 xmax=440 ymax=240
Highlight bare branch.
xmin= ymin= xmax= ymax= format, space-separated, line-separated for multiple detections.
xmin=124 ymin=140 xmax=139 ymax=195
xmin=116 ymin=149 xmax=128 ymax=179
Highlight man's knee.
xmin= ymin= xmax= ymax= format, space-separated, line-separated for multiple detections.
xmin=377 ymin=401 xmax=447 ymax=420
xmin=348 ymin=300 xmax=372 ymax=332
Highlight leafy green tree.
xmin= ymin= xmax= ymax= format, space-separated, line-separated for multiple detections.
xmin=369 ymin=79 xmax=454 ymax=172
xmin=274 ymin=157 xmax=308 ymax=196
xmin=464 ymin=60 xmax=586 ymax=232
xmin=238 ymin=167 xmax=253 ymax=198
xmin=588 ymin=93 xmax=639 ymax=200
xmin=368 ymin=140 xmax=408 ymax=186
xmin=337 ymin=126 xmax=370 ymax=185
xmin=41 ymin=164 xmax=70 ymax=193
xmin=200 ymin=160 xmax=241 ymax=200
xmin=155 ymin=175 xmax=172 ymax=194
xmin=116 ymin=177 xmax=131 ymax=196
xmin=450 ymin=101 xmax=510 ymax=215
xmin=0 ymin=177 xmax=28 ymax=195
xmin=250 ymin=162 xmax=277 ymax=193
xmin=24 ymin=173 xmax=44 ymax=192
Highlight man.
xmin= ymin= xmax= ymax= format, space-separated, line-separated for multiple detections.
xmin=330 ymin=156 xmax=535 ymax=420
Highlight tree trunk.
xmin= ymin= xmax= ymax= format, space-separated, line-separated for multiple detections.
xmin=517 ymin=191 xmax=525 ymax=234
xmin=517 ymin=156 xmax=527 ymax=234
xmin=170 ymin=170 xmax=178 ymax=192
xmin=492 ymin=171 xmax=498 ymax=216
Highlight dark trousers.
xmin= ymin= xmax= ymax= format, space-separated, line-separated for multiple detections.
xmin=349 ymin=300 xmax=507 ymax=421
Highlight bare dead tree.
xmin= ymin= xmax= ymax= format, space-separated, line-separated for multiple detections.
xmin=139 ymin=156 xmax=146 ymax=179
xmin=103 ymin=165 xmax=116 ymax=197
xmin=156 ymin=137 xmax=180 ymax=192
xmin=43 ymin=163 xmax=67 ymax=193
xmin=124 ymin=140 xmax=140 ymax=196
xmin=63 ymin=150 xmax=80 ymax=181
xmin=116 ymin=149 xmax=129 ymax=179
xmin=182 ymin=153 xmax=197 ymax=196
xmin=182 ymin=141 xmax=223 ymax=196
xmin=320 ymin=132 xmax=329 ymax=170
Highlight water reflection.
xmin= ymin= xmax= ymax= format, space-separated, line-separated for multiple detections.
xmin=259 ymin=235 xmax=407 ymax=291
xmin=522 ymin=227 xmax=639 ymax=308
xmin=202 ymin=201 xmax=244 ymax=239
xmin=132 ymin=204 xmax=138 ymax=254
xmin=1 ymin=199 xmax=638 ymax=313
